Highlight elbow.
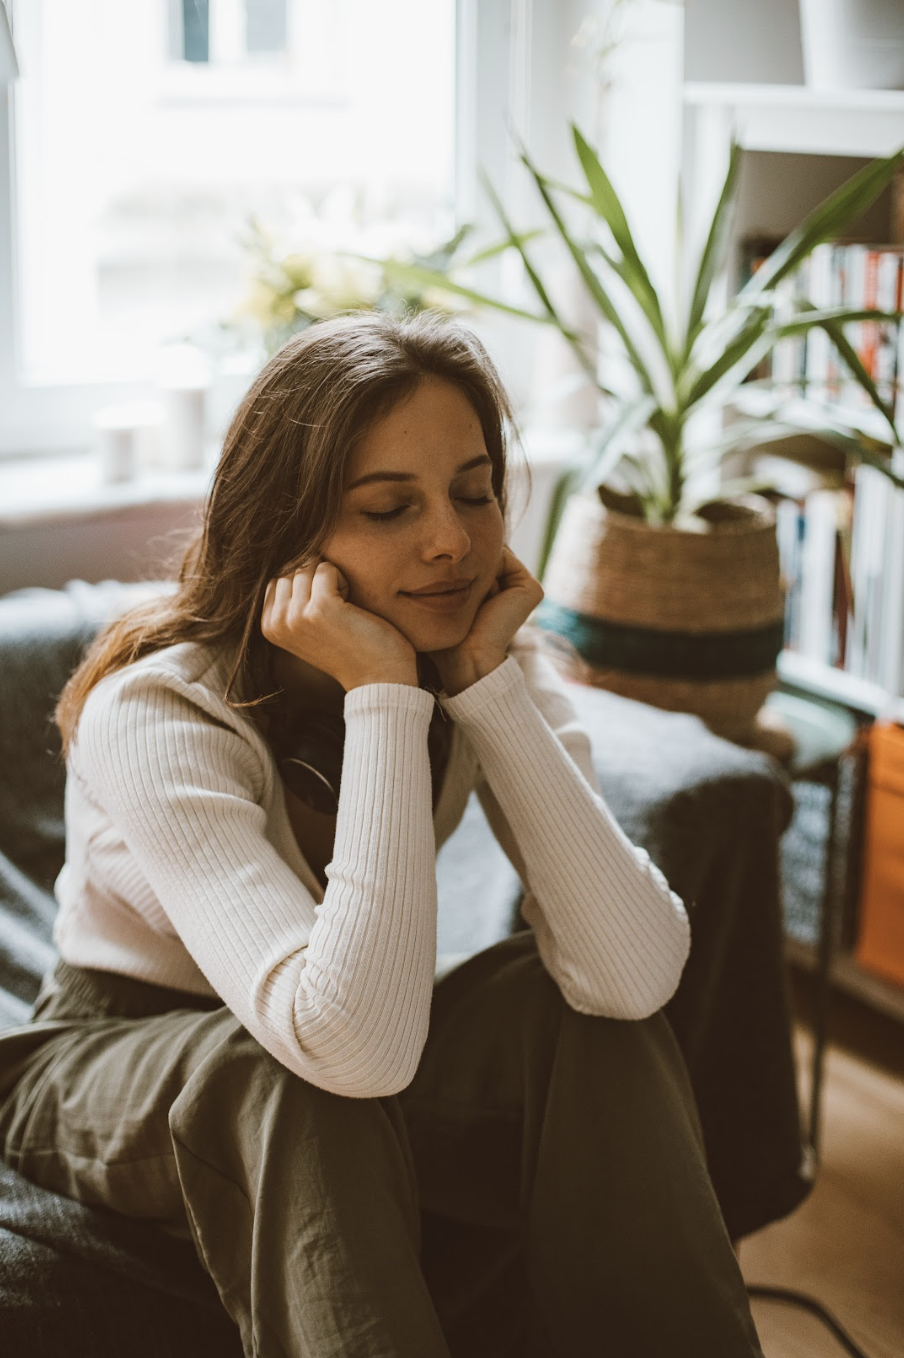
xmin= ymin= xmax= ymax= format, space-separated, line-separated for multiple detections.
xmin=289 ymin=1032 xmax=427 ymax=1100
xmin=557 ymin=935 xmax=691 ymax=1022
xmin=605 ymin=982 xmax=679 ymax=1022
xmin=356 ymin=1069 xmax=419 ymax=1099
xmin=310 ymin=1058 xmax=421 ymax=1100
xmin=558 ymin=981 xmax=675 ymax=1022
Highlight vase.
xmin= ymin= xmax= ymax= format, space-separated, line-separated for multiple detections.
xmin=536 ymin=492 xmax=786 ymax=744
xmin=799 ymin=0 xmax=904 ymax=90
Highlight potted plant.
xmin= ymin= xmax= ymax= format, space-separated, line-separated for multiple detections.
xmin=391 ymin=127 xmax=904 ymax=743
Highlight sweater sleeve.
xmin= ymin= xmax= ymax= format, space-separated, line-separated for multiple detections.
xmin=439 ymin=646 xmax=690 ymax=1019
xmin=73 ymin=667 xmax=438 ymax=1097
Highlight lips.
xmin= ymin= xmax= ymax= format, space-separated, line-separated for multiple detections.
xmin=401 ymin=579 xmax=474 ymax=597
xmin=400 ymin=580 xmax=474 ymax=611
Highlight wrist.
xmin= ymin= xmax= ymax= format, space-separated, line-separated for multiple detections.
xmin=436 ymin=650 xmax=507 ymax=697
xmin=345 ymin=668 xmax=419 ymax=691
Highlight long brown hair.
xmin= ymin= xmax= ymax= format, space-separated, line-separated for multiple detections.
xmin=57 ymin=310 xmax=526 ymax=752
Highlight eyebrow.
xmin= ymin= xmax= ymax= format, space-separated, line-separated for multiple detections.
xmin=346 ymin=454 xmax=493 ymax=490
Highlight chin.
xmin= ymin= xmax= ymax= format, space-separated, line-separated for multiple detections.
xmin=396 ymin=610 xmax=477 ymax=655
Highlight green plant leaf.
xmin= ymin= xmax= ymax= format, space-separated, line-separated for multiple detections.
xmin=543 ymin=175 xmax=594 ymax=207
xmin=570 ymin=125 xmax=668 ymax=350
xmin=478 ymin=173 xmax=602 ymax=386
xmin=777 ymin=306 xmax=901 ymax=333
xmin=516 ymin=152 xmax=657 ymax=397
xmin=742 ymin=147 xmax=904 ymax=296
xmin=683 ymin=309 xmax=772 ymax=408
xmin=619 ymin=452 xmax=671 ymax=522
xmin=577 ymin=395 xmax=658 ymax=492
xmin=739 ymin=388 xmax=897 ymax=453
xmin=536 ymin=458 xmax=587 ymax=581
xmin=683 ymin=475 xmax=777 ymax=513
xmin=682 ymin=417 xmax=805 ymax=468
xmin=370 ymin=257 xmax=557 ymax=325
xmin=855 ymin=444 xmax=904 ymax=490
xmin=820 ymin=316 xmax=898 ymax=439
xmin=463 ymin=228 xmax=546 ymax=266
xmin=588 ymin=242 xmax=676 ymax=368
xmin=686 ymin=142 xmax=743 ymax=345
xmin=418 ymin=223 xmax=474 ymax=270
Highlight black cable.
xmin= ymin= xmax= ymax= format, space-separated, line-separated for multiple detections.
xmin=746 ymin=1285 xmax=871 ymax=1358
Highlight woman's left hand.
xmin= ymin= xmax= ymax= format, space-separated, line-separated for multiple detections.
xmin=427 ymin=546 xmax=544 ymax=695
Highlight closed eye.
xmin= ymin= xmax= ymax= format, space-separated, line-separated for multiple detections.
xmin=363 ymin=496 xmax=494 ymax=522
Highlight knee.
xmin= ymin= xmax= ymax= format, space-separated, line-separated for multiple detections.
xmin=169 ymin=1017 xmax=397 ymax=1155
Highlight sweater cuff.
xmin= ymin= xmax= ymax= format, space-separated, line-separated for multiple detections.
xmin=438 ymin=655 xmax=527 ymax=724
xmin=344 ymin=681 xmax=436 ymax=723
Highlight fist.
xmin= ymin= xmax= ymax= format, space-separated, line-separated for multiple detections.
xmin=262 ymin=560 xmax=418 ymax=692
xmin=427 ymin=546 xmax=544 ymax=694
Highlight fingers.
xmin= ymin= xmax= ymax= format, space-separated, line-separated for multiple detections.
xmin=498 ymin=544 xmax=527 ymax=578
xmin=262 ymin=557 xmax=353 ymax=646
xmin=309 ymin=559 xmax=347 ymax=604
xmin=262 ymin=562 xmax=316 ymax=642
xmin=488 ymin=545 xmax=544 ymax=616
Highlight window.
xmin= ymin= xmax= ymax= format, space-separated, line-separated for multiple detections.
xmin=9 ymin=0 xmax=455 ymax=385
xmin=0 ymin=0 xmax=525 ymax=459
xmin=174 ymin=0 xmax=290 ymax=63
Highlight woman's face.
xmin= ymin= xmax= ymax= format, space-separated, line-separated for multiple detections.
xmin=320 ymin=376 xmax=506 ymax=654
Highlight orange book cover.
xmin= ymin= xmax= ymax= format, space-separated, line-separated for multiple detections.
xmin=856 ymin=721 xmax=904 ymax=988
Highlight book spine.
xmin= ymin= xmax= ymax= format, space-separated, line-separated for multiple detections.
xmin=798 ymin=489 xmax=840 ymax=664
xmin=827 ymin=244 xmax=846 ymax=401
xmin=861 ymin=467 xmax=890 ymax=685
xmin=772 ymin=273 xmax=800 ymax=394
xmin=894 ymin=253 xmax=904 ymax=430
xmin=776 ymin=496 xmax=804 ymax=651
xmin=847 ymin=463 xmax=872 ymax=679
xmin=841 ymin=243 xmax=868 ymax=408
xmin=832 ymin=481 xmax=855 ymax=670
xmin=805 ymin=242 xmax=833 ymax=403
xmin=858 ymin=248 xmax=881 ymax=403
xmin=878 ymin=448 xmax=904 ymax=698
xmin=873 ymin=248 xmax=902 ymax=408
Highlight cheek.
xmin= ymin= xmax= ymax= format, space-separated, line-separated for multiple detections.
xmin=321 ymin=529 xmax=401 ymax=604
xmin=479 ymin=507 xmax=506 ymax=566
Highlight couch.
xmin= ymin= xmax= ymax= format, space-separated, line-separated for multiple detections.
xmin=0 ymin=580 xmax=810 ymax=1354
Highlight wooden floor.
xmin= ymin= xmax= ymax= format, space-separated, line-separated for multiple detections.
xmin=739 ymin=971 xmax=904 ymax=1358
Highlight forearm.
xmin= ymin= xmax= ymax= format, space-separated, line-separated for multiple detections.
xmin=442 ymin=659 xmax=690 ymax=1018
xmin=289 ymin=682 xmax=439 ymax=1094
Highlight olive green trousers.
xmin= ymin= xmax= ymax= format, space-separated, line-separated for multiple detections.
xmin=0 ymin=933 xmax=763 ymax=1358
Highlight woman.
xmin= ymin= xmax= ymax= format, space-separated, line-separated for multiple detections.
xmin=0 ymin=311 xmax=763 ymax=1357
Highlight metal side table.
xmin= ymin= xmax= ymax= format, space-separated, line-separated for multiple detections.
xmin=764 ymin=689 xmax=859 ymax=1162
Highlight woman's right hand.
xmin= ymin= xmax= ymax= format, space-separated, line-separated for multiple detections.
xmin=261 ymin=560 xmax=419 ymax=692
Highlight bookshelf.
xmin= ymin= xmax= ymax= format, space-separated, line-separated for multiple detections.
xmin=683 ymin=82 xmax=904 ymax=707
xmin=682 ymin=80 xmax=904 ymax=1016
xmin=684 ymin=82 xmax=904 ymax=159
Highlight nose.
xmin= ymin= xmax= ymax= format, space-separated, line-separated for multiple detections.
xmin=420 ymin=498 xmax=471 ymax=562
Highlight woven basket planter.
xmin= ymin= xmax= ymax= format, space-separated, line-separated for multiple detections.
xmin=536 ymin=492 xmax=785 ymax=742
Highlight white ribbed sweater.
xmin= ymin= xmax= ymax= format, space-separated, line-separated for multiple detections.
xmin=55 ymin=633 xmax=690 ymax=1097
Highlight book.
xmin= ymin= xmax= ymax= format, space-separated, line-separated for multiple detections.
xmin=873 ymin=248 xmax=902 ymax=408
xmin=805 ymin=242 xmax=833 ymax=402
